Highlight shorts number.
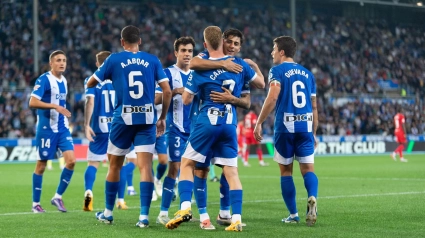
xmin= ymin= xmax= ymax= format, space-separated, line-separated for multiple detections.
xmin=41 ymin=138 xmax=51 ymax=148
xmin=174 ymin=137 xmax=180 ymax=147
xmin=292 ymin=81 xmax=306 ymax=108
xmin=102 ymin=90 xmax=115 ymax=113
xmin=129 ymin=71 xmax=143 ymax=99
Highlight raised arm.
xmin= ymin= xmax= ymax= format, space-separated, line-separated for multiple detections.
xmin=244 ymin=58 xmax=265 ymax=89
xmin=190 ymin=57 xmax=243 ymax=73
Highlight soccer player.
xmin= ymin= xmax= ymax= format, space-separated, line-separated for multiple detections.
xmin=392 ymin=108 xmax=408 ymax=162
xmin=83 ymin=51 xmax=115 ymax=212
xmin=29 ymin=50 xmax=76 ymax=213
xmin=254 ymin=36 xmax=319 ymax=227
xmin=237 ymin=120 xmax=246 ymax=160
xmin=243 ymin=107 xmax=268 ymax=167
xmin=86 ymin=25 xmax=172 ymax=227
xmin=155 ymin=36 xmax=195 ymax=225
xmin=165 ymin=26 xmax=259 ymax=232
xmin=189 ymin=28 xmax=264 ymax=227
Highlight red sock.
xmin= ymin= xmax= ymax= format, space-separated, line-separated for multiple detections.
xmin=398 ymin=144 xmax=405 ymax=158
xmin=257 ymin=147 xmax=263 ymax=162
xmin=243 ymin=147 xmax=249 ymax=163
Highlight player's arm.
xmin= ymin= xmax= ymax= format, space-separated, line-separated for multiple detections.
xmin=210 ymin=89 xmax=251 ymax=109
xmin=312 ymin=96 xmax=318 ymax=136
xmin=189 ymin=57 xmax=243 ymax=73
xmin=84 ymin=95 xmax=95 ymax=142
xmin=29 ymin=96 xmax=71 ymax=117
xmin=88 ymin=55 xmax=111 ymax=88
xmin=402 ymin=117 xmax=407 ymax=135
xmin=254 ymin=81 xmax=281 ymax=142
xmin=182 ymin=90 xmax=194 ymax=105
xmin=154 ymin=92 xmax=163 ymax=105
xmin=244 ymin=58 xmax=265 ymax=89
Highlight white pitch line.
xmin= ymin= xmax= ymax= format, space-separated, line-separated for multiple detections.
xmin=1 ymin=191 xmax=424 ymax=216
xmin=239 ymin=175 xmax=425 ymax=181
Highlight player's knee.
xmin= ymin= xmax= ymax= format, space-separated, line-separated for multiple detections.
xmin=194 ymin=167 xmax=209 ymax=178
xmin=35 ymin=161 xmax=47 ymax=174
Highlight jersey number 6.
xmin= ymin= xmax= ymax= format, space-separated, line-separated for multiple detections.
xmin=292 ymin=81 xmax=306 ymax=108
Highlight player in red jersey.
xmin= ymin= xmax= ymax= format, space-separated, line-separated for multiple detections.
xmin=243 ymin=108 xmax=268 ymax=166
xmin=237 ymin=120 xmax=246 ymax=159
xmin=392 ymin=108 xmax=408 ymax=162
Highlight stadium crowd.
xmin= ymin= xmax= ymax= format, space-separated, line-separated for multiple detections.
xmin=1 ymin=1 xmax=424 ymax=138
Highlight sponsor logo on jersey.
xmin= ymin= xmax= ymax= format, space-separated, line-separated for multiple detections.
xmin=285 ymin=114 xmax=313 ymax=122
xmin=123 ymin=106 xmax=153 ymax=113
xmin=56 ymin=93 xmax=67 ymax=100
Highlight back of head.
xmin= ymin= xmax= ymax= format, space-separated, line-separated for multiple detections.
xmin=223 ymin=28 xmax=244 ymax=45
xmin=49 ymin=50 xmax=66 ymax=62
xmin=96 ymin=51 xmax=111 ymax=65
xmin=121 ymin=25 xmax=140 ymax=44
xmin=273 ymin=36 xmax=297 ymax=58
xmin=203 ymin=26 xmax=222 ymax=51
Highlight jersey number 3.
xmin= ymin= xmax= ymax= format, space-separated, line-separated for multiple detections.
xmin=292 ymin=81 xmax=306 ymax=108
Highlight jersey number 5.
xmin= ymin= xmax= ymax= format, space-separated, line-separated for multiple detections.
xmin=292 ymin=81 xmax=306 ymax=108
xmin=129 ymin=71 xmax=144 ymax=99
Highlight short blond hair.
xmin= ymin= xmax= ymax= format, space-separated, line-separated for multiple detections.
xmin=203 ymin=26 xmax=222 ymax=50
xmin=96 ymin=51 xmax=111 ymax=65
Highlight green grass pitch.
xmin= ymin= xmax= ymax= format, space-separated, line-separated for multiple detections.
xmin=0 ymin=154 xmax=424 ymax=237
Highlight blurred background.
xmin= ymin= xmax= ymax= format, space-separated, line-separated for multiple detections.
xmin=0 ymin=0 xmax=424 ymax=139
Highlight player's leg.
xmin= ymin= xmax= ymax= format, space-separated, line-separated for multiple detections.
xmin=216 ymin=172 xmax=232 ymax=226
xmin=295 ymin=132 xmax=318 ymax=227
xmin=274 ymin=133 xmax=299 ymax=223
xmin=209 ymin=161 xmax=218 ymax=182
xmin=256 ymin=143 xmax=267 ymax=166
xmin=96 ymin=123 xmax=133 ymax=224
xmin=166 ymin=125 xmax=215 ymax=230
xmin=51 ymin=130 xmax=76 ymax=212
xmin=84 ymin=133 xmax=108 ymax=211
xmin=125 ymin=151 xmax=137 ymax=195
xmin=212 ymin=125 xmax=243 ymax=232
xmin=154 ymin=135 xmax=168 ymax=197
xmin=243 ymin=144 xmax=251 ymax=167
xmin=116 ymin=163 xmax=128 ymax=209
xmin=194 ymin=158 xmax=216 ymax=230
xmin=134 ymin=124 xmax=157 ymax=228
xmin=32 ymin=160 xmax=47 ymax=213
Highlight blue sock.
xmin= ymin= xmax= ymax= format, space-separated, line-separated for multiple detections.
xmin=105 ymin=181 xmax=119 ymax=211
xmin=125 ymin=162 xmax=135 ymax=187
xmin=160 ymin=176 xmax=176 ymax=211
xmin=118 ymin=167 xmax=126 ymax=199
xmin=178 ymin=180 xmax=194 ymax=206
xmin=303 ymin=172 xmax=318 ymax=198
xmin=140 ymin=182 xmax=154 ymax=215
xmin=194 ymin=176 xmax=207 ymax=213
xmin=32 ymin=173 xmax=43 ymax=203
xmin=156 ymin=163 xmax=167 ymax=181
xmin=230 ymin=189 xmax=243 ymax=215
xmin=281 ymin=176 xmax=297 ymax=214
xmin=220 ymin=173 xmax=230 ymax=210
xmin=84 ymin=166 xmax=97 ymax=191
xmin=56 ymin=168 xmax=74 ymax=195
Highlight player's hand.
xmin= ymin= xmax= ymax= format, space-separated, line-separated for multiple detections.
xmin=156 ymin=119 xmax=166 ymax=137
xmin=254 ymin=124 xmax=263 ymax=142
xmin=55 ymin=106 xmax=71 ymax=117
xmin=85 ymin=126 xmax=96 ymax=142
xmin=172 ymin=87 xmax=184 ymax=96
xmin=210 ymin=87 xmax=234 ymax=104
xmin=314 ymin=135 xmax=318 ymax=149
xmin=222 ymin=58 xmax=243 ymax=73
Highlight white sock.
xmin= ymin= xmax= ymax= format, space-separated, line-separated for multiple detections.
xmin=200 ymin=213 xmax=210 ymax=222
xmin=219 ymin=210 xmax=231 ymax=218
xmin=159 ymin=211 xmax=168 ymax=217
xmin=32 ymin=202 xmax=40 ymax=207
xmin=54 ymin=193 xmax=62 ymax=199
xmin=139 ymin=215 xmax=148 ymax=221
xmin=127 ymin=186 xmax=134 ymax=191
xmin=85 ymin=190 xmax=92 ymax=196
xmin=104 ymin=208 xmax=112 ymax=217
xmin=117 ymin=198 xmax=124 ymax=203
xmin=231 ymin=214 xmax=241 ymax=223
xmin=290 ymin=213 xmax=299 ymax=218
xmin=180 ymin=201 xmax=191 ymax=210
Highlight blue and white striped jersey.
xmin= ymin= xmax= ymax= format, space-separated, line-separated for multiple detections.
xmin=84 ymin=77 xmax=115 ymax=134
xmin=164 ymin=65 xmax=192 ymax=133
xmin=269 ymin=62 xmax=316 ymax=133
xmin=92 ymin=51 xmax=168 ymax=125
xmin=31 ymin=71 xmax=69 ymax=133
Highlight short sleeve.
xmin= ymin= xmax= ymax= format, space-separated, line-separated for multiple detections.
xmin=30 ymin=76 xmax=49 ymax=100
xmin=241 ymin=60 xmax=257 ymax=84
xmin=196 ymin=50 xmax=209 ymax=59
xmin=84 ymin=77 xmax=95 ymax=98
xmin=184 ymin=73 xmax=198 ymax=95
xmin=268 ymin=67 xmax=280 ymax=85
xmin=155 ymin=58 xmax=168 ymax=84
xmin=93 ymin=55 xmax=112 ymax=83
xmin=310 ymin=73 xmax=316 ymax=97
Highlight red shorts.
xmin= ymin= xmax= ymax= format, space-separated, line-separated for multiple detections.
xmin=245 ymin=133 xmax=259 ymax=145
xmin=395 ymin=132 xmax=406 ymax=144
